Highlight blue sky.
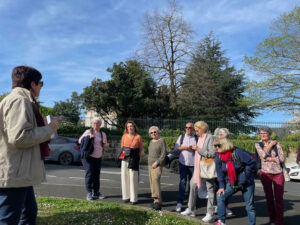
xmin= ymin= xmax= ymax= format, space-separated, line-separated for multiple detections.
xmin=0 ymin=0 xmax=298 ymax=122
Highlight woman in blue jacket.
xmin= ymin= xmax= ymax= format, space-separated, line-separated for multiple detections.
xmin=214 ymin=138 xmax=256 ymax=225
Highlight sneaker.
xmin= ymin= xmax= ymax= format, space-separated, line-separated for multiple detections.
xmin=86 ymin=192 xmax=93 ymax=201
xmin=175 ymin=203 xmax=182 ymax=212
xmin=214 ymin=220 xmax=226 ymax=225
xmin=226 ymin=207 xmax=232 ymax=216
xmin=181 ymin=208 xmax=196 ymax=217
xmin=98 ymin=193 xmax=105 ymax=199
xmin=93 ymin=192 xmax=105 ymax=200
xmin=202 ymin=213 xmax=214 ymax=222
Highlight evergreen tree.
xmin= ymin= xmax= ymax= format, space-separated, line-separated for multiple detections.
xmin=178 ymin=33 xmax=255 ymax=122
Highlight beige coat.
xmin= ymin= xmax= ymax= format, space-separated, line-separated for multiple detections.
xmin=0 ymin=87 xmax=53 ymax=187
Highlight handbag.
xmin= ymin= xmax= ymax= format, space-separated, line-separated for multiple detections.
xmin=119 ymin=135 xmax=137 ymax=160
xmin=118 ymin=151 xmax=125 ymax=160
xmin=123 ymin=147 xmax=132 ymax=157
xmin=282 ymin=163 xmax=290 ymax=182
xmin=200 ymin=150 xmax=217 ymax=179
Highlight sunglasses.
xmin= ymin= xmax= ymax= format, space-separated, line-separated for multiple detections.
xmin=185 ymin=127 xmax=193 ymax=129
xmin=214 ymin=144 xmax=222 ymax=148
xmin=38 ymin=81 xmax=44 ymax=87
xmin=150 ymin=131 xmax=157 ymax=134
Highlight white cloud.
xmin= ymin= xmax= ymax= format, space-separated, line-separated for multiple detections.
xmin=183 ymin=0 xmax=297 ymax=34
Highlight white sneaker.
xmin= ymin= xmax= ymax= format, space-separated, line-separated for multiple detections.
xmin=226 ymin=207 xmax=232 ymax=215
xmin=202 ymin=213 xmax=214 ymax=222
xmin=181 ymin=208 xmax=196 ymax=216
xmin=98 ymin=193 xmax=105 ymax=199
xmin=175 ymin=203 xmax=182 ymax=212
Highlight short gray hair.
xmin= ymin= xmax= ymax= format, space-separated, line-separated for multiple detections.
xmin=92 ymin=118 xmax=102 ymax=124
xmin=259 ymin=126 xmax=272 ymax=135
xmin=218 ymin=128 xmax=230 ymax=137
xmin=149 ymin=126 xmax=160 ymax=135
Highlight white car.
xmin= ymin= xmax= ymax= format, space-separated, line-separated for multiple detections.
xmin=286 ymin=162 xmax=300 ymax=181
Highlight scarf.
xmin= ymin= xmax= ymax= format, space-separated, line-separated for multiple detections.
xmin=194 ymin=133 xmax=207 ymax=188
xmin=32 ymin=100 xmax=50 ymax=160
xmin=219 ymin=150 xmax=237 ymax=184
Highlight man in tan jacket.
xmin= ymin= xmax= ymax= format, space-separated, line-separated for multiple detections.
xmin=0 ymin=66 xmax=61 ymax=225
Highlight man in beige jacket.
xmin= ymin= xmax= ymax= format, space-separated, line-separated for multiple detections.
xmin=0 ymin=66 xmax=61 ymax=225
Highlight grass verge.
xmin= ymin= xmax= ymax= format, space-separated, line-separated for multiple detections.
xmin=37 ymin=197 xmax=200 ymax=225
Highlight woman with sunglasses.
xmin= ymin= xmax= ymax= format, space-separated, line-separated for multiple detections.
xmin=147 ymin=126 xmax=167 ymax=210
xmin=181 ymin=121 xmax=216 ymax=223
xmin=214 ymin=138 xmax=257 ymax=225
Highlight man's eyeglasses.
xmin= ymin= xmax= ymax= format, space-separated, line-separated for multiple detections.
xmin=150 ymin=131 xmax=157 ymax=134
xmin=38 ymin=81 xmax=44 ymax=87
xmin=185 ymin=127 xmax=193 ymax=129
xmin=214 ymin=144 xmax=222 ymax=148
xmin=259 ymin=132 xmax=268 ymax=135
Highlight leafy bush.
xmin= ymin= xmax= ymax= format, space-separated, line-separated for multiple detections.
xmin=237 ymin=134 xmax=250 ymax=140
xmin=232 ymin=139 xmax=300 ymax=155
xmin=283 ymin=134 xmax=300 ymax=142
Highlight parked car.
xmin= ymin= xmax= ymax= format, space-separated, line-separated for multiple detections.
xmin=165 ymin=150 xmax=180 ymax=173
xmin=45 ymin=136 xmax=81 ymax=165
xmin=286 ymin=162 xmax=300 ymax=181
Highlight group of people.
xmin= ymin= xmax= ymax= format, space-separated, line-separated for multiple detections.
xmin=175 ymin=123 xmax=288 ymax=225
xmin=0 ymin=65 xmax=297 ymax=225
xmin=79 ymin=118 xmax=291 ymax=225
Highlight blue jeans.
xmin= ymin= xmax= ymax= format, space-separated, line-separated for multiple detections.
xmin=177 ymin=163 xmax=194 ymax=204
xmin=216 ymin=183 xmax=256 ymax=225
xmin=0 ymin=186 xmax=37 ymax=225
xmin=81 ymin=157 xmax=102 ymax=194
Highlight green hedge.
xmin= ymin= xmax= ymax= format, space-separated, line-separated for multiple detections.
xmin=232 ymin=139 xmax=300 ymax=155
xmin=58 ymin=125 xmax=299 ymax=155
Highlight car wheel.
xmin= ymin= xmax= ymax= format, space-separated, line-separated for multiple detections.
xmin=58 ymin=152 xmax=73 ymax=165
xmin=170 ymin=159 xmax=179 ymax=173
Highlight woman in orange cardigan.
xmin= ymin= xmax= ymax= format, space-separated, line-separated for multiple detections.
xmin=120 ymin=120 xmax=143 ymax=204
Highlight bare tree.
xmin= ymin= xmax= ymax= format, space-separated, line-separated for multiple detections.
xmin=138 ymin=0 xmax=194 ymax=117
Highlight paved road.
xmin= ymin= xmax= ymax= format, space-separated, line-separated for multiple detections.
xmin=35 ymin=162 xmax=300 ymax=225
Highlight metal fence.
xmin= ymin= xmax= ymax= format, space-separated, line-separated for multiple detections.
xmin=82 ymin=117 xmax=300 ymax=137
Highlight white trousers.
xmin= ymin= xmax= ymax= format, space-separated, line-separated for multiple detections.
xmin=121 ymin=160 xmax=138 ymax=202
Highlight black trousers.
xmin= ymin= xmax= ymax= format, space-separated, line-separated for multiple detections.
xmin=81 ymin=157 xmax=102 ymax=194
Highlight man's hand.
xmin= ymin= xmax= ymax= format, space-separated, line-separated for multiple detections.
xmin=178 ymin=145 xmax=193 ymax=151
xmin=192 ymin=145 xmax=198 ymax=151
